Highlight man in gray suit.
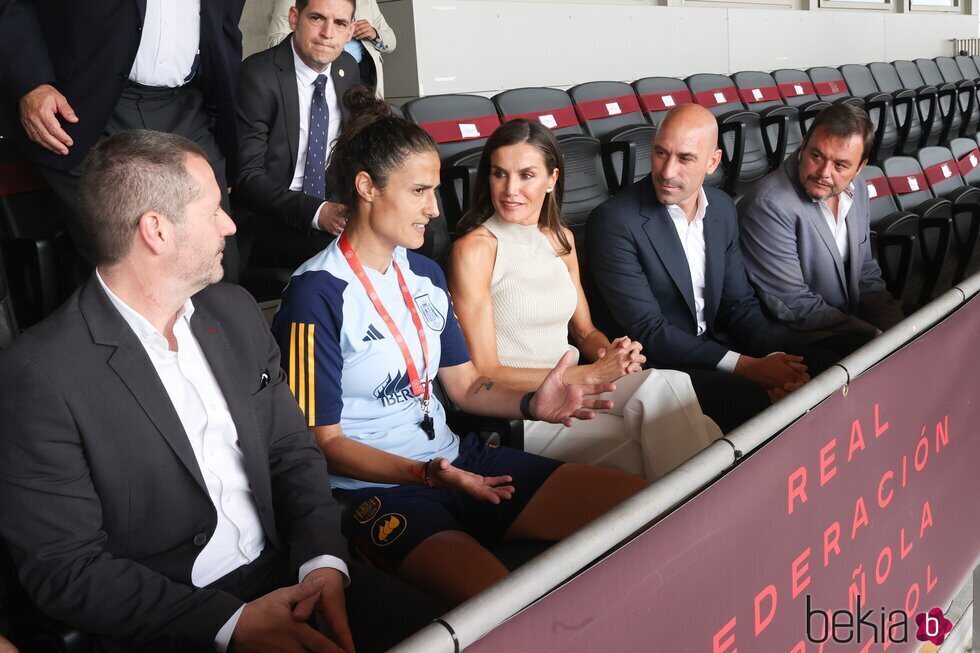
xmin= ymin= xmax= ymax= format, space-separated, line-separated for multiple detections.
xmin=0 ymin=131 xmax=354 ymax=653
xmin=737 ymin=104 xmax=904 ymax=357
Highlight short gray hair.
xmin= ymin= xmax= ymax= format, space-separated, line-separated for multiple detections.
xmin=78 ymin=130 xmax=207 ymax=265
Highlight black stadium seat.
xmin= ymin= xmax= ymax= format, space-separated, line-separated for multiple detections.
xmin=493 ymin=87 xmax=584 ymax=138
xmin=892 ymin=60 xmax=948 ymax=146
xmin=868 ymin=62 xmax=931 ymax=154
xmin=949 ymin=137 xmax=980 ymax=187
xmin=911 ymin=59 xmax=965 ymax=142
xmin=567 ymin=81 xmax=654 ymax=187
xmin=731 ymin=70 xmax=801 ymax=166
xmin=403 ymin=94 xmax=500 ymax=228
xmin=807 ymin=67 xmax=860 ymax=106
xmin=857 ymin=165 xmax=920 ymax=302
xmin=686 ymin=73 xmax=770 ymax=196
xmin=881 ymin=155 xmax=955 ymax=303
xmin=631 ymin=76 xmax=693 ymax=129
xmin=771 ymin=68 xmax=831 ymax=131
xmin=915 ymin=145 xmax=980 ymax=281
xmin=839 ymin=64 xmax=901 ymax=162
xmin=934 ymin=57 xmax=980 ymax=137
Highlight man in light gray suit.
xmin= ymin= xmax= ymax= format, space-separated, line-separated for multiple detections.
xmin=737 ymin=104 xmax=904 ymax=357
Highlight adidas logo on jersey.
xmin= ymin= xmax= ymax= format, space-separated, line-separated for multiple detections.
xmin=362 ymin=324 xmax=386 ymax=342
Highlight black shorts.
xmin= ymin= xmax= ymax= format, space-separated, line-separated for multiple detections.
xmin=335 ymin=434 xmax=563 ymax=572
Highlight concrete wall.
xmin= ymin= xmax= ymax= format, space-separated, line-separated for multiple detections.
xmin=239 ymin=0 xmax=980 ymax=103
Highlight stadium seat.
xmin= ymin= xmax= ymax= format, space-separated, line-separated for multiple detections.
xmin=912 ymin=59 xmax=967 ymax=142
xmin=948 ymin=137 xmax=980 ymax=187
xmin=631 ymin=76 xmax=693 ymax=129
xmin=403 ymin=94 xmax=501 ymax=226
xmin=807 ymin=67 xmax=862 ymax=106
xmin=0 ymin=138 xmax=75 ymax=325
xmin=731 ymin=70 xmax=802 ymax=165
xmin=868 ymin=62 xmax=931 ymax=153
xmin=933 ymin=57 xmax=980 ymax=137
xmin=857 ymin=165 xmax=919 ymax=302
xmin=891 ymin=60 xmax=945 ymax=146
xmin=492 ymin=87 xmax=620 ymax=220
xmin=881 ymin=156 xmax=955 ymax=304
xmin=839 ymin=64 xmax=901 ymax=162
xmin=954 ymin=55 xmax=980 ymax=85
xmin=686 ymin=73 xmax=770 ymax=196
xmin=771 ymin=69 xmax=832 ymax=132
xmin=915 ymin=145 xmax=980 ymax=281
xmin=567 ymin=81 xmax=655 ymax=188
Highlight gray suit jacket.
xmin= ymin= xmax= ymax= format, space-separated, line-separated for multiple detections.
xmin=0 ymin=278 xmax=347 ymax=649
xmin=737 ymin=153 xmax=904 ymax=341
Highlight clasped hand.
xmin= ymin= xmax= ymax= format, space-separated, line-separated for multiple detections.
xmin=231 ymin=569 xmax=354 ymax=653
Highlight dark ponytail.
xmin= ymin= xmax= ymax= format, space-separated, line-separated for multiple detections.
xmin=327 ymin=85 xmax=438 ymax=212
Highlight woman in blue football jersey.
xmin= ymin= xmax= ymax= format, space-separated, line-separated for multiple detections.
xmin=274 ymin=86 xmax=645 ymax=608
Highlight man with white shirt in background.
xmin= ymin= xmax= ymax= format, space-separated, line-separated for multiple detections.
xmin=0 ymin=0 xmax=245 ymax=279
xmin=267 ymin=0 xmax=397 ymax=97
xmin=235 ymin=0 xmax=361 ymax=275
xmin=0 ymin=130 xmax=353 ymax=653
xmin=738 ymin=103 xmax=905 ymax=358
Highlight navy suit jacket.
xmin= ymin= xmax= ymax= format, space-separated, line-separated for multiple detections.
xmin=586 ymin=177 xmax=780 ymax=370
xmin=0 ymin=0 xmax=245 ymax=174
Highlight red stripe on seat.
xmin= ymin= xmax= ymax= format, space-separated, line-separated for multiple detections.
xmin=864 ymin=176 xmax=892 ymax=200
xmin=693 ymin=86 xmax=739 ymax=108
xmin=502 ymin=106 xmax=579 ymax=130
xmin=922 ymin=160 xmax=959 ymax=186
xmin=956 ymin=149 xmax=980 ymax=176
xmin=887 ymin=173 xmax=928 ymax=195
xmin=638 ymin=90 xmax=693 ymax=112
xmin=738 ymin=86 xmax=782 ymax=104
xmin=417 ymin=115 xmax=501 ymax=144
xmin=573 ymin=94 xmax=641 ymax=121
xmin=0 ymin=163 xmax=48 ymax=196
xmin=813 ymin=80 xmax=849 ymax=96
xmin=778 ymin=81 xmax=817 ymax=99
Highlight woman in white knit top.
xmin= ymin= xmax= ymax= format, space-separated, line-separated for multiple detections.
xmin=449 ymin=119 xmax=720 ymax=480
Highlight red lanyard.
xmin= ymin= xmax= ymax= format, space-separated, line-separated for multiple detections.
xmin=339 ymin=234 xmax=430 ymax=401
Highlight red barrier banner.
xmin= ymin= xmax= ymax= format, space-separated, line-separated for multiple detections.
xmin=469 ymin=297 xmax=980 ymax=652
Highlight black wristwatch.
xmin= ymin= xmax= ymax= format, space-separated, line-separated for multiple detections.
xmin=520 ymin=392 xmax=535 ymax=420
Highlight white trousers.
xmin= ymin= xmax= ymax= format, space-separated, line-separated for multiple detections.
xmin=523 ymin=368 xmax=722 ymax=480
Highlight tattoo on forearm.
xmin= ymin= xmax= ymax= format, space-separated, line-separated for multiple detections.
xmin=473 ymin=378 xmax=495 ymax=394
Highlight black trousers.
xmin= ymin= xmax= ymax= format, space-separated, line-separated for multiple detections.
xmin=35 ymin=80 xmax=239 ymax=281
xmin=680 ymin=343 xmax=842 ymax=434
xmin=94 ymin=548 xmax=291 ymax=653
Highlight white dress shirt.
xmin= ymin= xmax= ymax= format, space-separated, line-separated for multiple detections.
xmin=815 ymin=183 xmax=854 ymax=261
xmin=129 ymin=0 xmax=201 ymax=88
xmin=96 ymin=272 xmax=349 ymax=651
xmin=289 ymin=41 xmax=342 ymax=230
xmin=665 ymin=188 xmax=740 ymax=373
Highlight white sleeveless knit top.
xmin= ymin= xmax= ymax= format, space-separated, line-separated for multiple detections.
xmin=483 ymin=214 xmax=579 ymax=368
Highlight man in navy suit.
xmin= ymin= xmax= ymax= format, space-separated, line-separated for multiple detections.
xmin=587 ymin=104 xmax=817 ymax=432
xmin=0 ymin=0 xmax=245 ymax=277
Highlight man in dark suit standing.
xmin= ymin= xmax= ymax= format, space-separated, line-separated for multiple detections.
xmin=0 ymin=0 xmax=245 ymax=277
xmin=0 ymin=131 xmax=353 ymax=653
xmin=587 ymin=104 xmax=815 ymax=432
xmin=235 ymin=0 xmax=361 ymax=273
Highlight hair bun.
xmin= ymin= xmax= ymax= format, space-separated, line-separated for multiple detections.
xmin=342 ymin=84 xmax=391 ymax=120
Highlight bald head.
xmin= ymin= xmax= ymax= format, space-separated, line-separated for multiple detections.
xmin=650 ymin=104 xmax=722 ymax=215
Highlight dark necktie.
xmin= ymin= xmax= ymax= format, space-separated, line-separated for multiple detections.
xmin=302 ymin=74 xmax=329 ymax=199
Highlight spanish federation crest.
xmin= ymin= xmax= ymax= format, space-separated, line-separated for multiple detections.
xmin=413 ymin=294 xmax=445 ymax=331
